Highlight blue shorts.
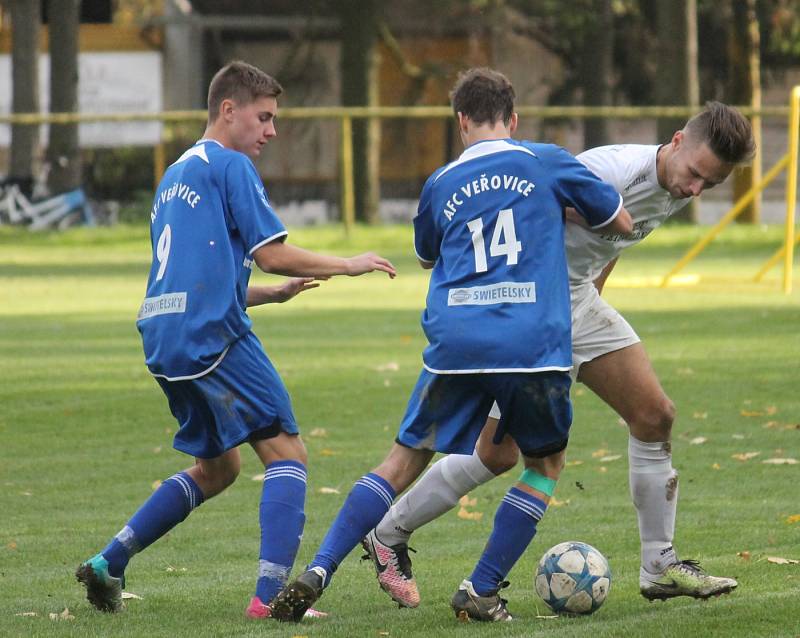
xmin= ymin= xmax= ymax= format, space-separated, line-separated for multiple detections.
xmin=155 ymin=331 xmax=298 ymax=459
xmin=396 ymin=369 xmax=572 ymax=458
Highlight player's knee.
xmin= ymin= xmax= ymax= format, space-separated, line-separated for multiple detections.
xmin=629 ymin=395 xmax=675 ymax=440
xmin=478 ymin=446 xmax=518 ymax=475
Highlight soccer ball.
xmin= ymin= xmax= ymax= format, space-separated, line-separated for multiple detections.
xmin=535 ymin=541 xmax=611 ymax=615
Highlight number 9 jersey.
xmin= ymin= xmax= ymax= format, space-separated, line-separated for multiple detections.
xmin=137 ymin=140 xmax=288 ymax=381
xmin=413 ymin=139 xmax=622 ymax=374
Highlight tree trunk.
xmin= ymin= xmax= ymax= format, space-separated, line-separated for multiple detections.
xmin=46 ymin=0 xmax=82 ymax=195
xmin=729 ymin=0 xmax=762 ymax=223
xmin=9 ymin=0 xmax=41 ymax=197
xmin=339 ymin=0 xmax=381 ymax=224
xmin=656 ymin=0 xmax=699 ymax=222
xmin=582 ymin=0 xmax=614 ymax=149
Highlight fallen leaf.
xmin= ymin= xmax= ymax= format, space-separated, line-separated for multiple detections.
xmin=737 ymin=551 xmax=751 ymax=560
xmin=373 ymin=362 xmax=399 ymax=372
xmin=7 ymin=541 xmax=17 ymax=550
xmin=535 ymin=614 xmax=559 ymax=619
xmin=732 ymin=434 xmax=746 ymax=440
xmin=574 ymin=388 xmax=585 ymax=397
xmin=457 ymin=506 xmax=483 ymax=521
xmin=690 ymin=437 xmax=707 ymax=445
xmin=459 ymin=495 xmax=478 ymax=507
xmin=549 ymin=497 xmax=570 ymax=507
xmin=165 ymin=565 xmax=187 ymax=572
xmin=382 ymin=425 xmax=389 ymax=432
xmin=766 ymin=406 xmax=778 ymax=415
xmin=692 ymin=412 xmax=708 ymax=419
xmin=383 ymin=379 xmax=391 ymax=387
xmin=15 ymin=612 xmax=37 ymax=617
xmin=308 ymin=428 xmax=327 ymax=438
xmin=731 ymin=452 xmax=760 ymax=461
xmin=786 ymin=514 xmax=800 ymax=524
xmin=318 ymin=487 xmax=340 ymax=495
xmin=598 ymin=466 xmax=608 ymax=473
xmin=591 ymin=448 xmax=610 ymax=458
xmin=712 ymin=463 xmax=721 ymax=470
xmin=251 ymin=474 xmax=264 ymax=481
xmin=766 ymin=556 xmax=800 ymax=565
xmin=49 ymin=608 xmax=74 ymax=621
xmin=565 ymin=460 xmax=583 ymax=467
xmin=599 ymin=455 xmax=622 ymax=463
xmin=740 ymin=409 xmax=765 ymax=417
xmin=121 ymin=592 xmax=143 ymax=600
xmin=763 ymin=458 xmax=799 ymax=465
xmin=378 ymin=632 xmax=390 ymax=636
xmin=763 ymin=421 xmax=779 ymax=429
xmin=151 ymin=480 xmax=162 ymax=490
xmin=320 ymin=449 xmax=338 ymax=456
xmin=400 ymin=335 xmax=413 ymax=344
xmin=152 ymin=446 xmax=162 ymax=454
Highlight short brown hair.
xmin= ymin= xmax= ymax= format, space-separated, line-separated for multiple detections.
xmin=684 ymin=101 xmax=756 ymax=164
xmin=449 ymin=67 xmax=515 ymax=126
xmin=207 ymin=61 xmax=283 ymax=123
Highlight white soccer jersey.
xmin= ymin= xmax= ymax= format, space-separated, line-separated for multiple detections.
xmin=566 ymin=144 xmax=691 ymax=285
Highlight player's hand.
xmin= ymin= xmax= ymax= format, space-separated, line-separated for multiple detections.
xmin=345 ymin=252 xmax=397 ymax=278
xmin=273 ymin=277 xmax=323 ymax=302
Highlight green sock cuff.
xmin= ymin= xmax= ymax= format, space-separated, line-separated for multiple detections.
xmin=519 ymin=469 xmax=557 ymax=496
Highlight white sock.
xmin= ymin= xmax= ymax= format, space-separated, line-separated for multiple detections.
xmin=628 ymin=435 xmax=679 ymax=575
xmin=375 ymin=451 xmax=496 ymax=546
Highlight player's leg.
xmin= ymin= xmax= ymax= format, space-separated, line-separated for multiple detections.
xmin=76 ymin=448 xmax=236 ymax=612
xmin=579 ymin=343 xmax=736 ymax=599
xmin=271 ymin=371 xmax=488 ymax=621
xmin=367 ymin=416 xmax=516 ymax=607
xmin=452 ymin=371 xmax=571 ymax=621
xmin=270 ymin=442 xmax=433 ymax=621
xmin=245 ymin=430 xmax=310 ymax=618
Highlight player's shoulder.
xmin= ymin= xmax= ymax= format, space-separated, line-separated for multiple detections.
xmin=578 ymin=144 xmax=656 ymax=172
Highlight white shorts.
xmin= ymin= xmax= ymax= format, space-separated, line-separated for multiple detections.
xmin=488 ymin=283 xmax=639 ymax=420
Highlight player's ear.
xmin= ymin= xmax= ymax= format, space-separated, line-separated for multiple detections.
xmin=671 ymin=129 xmax=684 ymax=150
xmin=509 ymin=112 xmax=518 ymax=135
xmin=457 ymin=112 xmax=469 ymax=134
xmin=220 ymin=98 xmax=236 ymax=123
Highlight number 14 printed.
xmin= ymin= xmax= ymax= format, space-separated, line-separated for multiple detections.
xmin=466 ymin=208 xmax=522 ymax=273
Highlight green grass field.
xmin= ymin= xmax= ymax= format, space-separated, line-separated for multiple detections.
xmin=1 ymin=223 xmax=799 ymax=638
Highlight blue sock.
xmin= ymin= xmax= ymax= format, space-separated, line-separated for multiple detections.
xmin=311 ymin=473 xmax=395 ymax=584
xmin=255 ymin=460 xmax=307 ymax=604
xmin=101 ymin=472 xmax=204 ymax=577
xmin=469 ymin=487 xmax=547 ymax=596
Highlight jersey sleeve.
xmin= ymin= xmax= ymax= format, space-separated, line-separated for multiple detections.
xmin=225 ymin=154 xmax=288 ymax=253
xmin=549 ymin=145 xmax=623 ymax=229
xmin=412 ymin=175 xmax=439 ymax=263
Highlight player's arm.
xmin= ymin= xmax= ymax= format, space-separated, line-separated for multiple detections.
xmin=593 ymin=257 xmax=618 ymax=295
xmin=253 ymin=240 xmax=396 ymax=279
xmin=566 ymin=205 xmax=632 ymax=234
xmin=246 ymin=277 xmax=323 ymax=307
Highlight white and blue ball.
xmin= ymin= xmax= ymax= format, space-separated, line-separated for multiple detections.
xmin=535 ymin=541 xmax=611 ymax=615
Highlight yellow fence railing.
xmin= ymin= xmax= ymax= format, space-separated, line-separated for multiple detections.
xmin=1 ymin=102 xmax=796 ymax=290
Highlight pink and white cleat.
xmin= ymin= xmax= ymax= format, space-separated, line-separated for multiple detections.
xmin=245 ymin=596 xmax=328 ymax=620
xmin=361 ymin=529 xmax=421 ymax=608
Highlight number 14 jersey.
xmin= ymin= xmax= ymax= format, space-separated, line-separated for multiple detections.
xmin=413 ymin=139 xmax=622 ymax=374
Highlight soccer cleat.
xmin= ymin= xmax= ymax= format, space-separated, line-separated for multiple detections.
xmin=640 ymin=560 xmax=738 ymax=601
xmin=75 ymin=553 xmax=125 ymax=613
xmin=245 ymin=596 xmax=329 ymax=620
xmin=361 ymin=529 xmax=420 ymax=608
xmin=450 ymin=579 xmax=513 ymax=622
xmin=269 ymin=567 xmax=326 ymax=622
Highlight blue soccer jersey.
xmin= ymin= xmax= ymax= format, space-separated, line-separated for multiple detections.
xmin=413 ymin=139 xmax=622 ymax=373
xmin=137 ymin=140 xmax=287 ymax=380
